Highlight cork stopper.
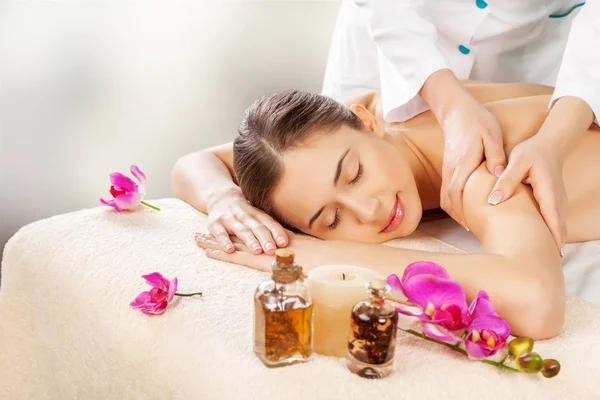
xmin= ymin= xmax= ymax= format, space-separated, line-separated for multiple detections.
xmin=272 ymin=249 xmax=306 ymax=284
xmin=366 ymin=278 xmax=390 ymax=297
xmin=275 ymin=249 xmax=295 ymax=265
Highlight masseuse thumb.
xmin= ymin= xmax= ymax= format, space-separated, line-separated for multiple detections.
xmin=488 ymin=161 xmax=527 ymax=206
xmin=483 ymin=132 xmax=507 ymax=178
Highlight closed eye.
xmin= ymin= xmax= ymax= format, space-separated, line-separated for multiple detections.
xmin=349 ymin=163 xmax=363 ymax=185
xmin=328 ymin=209 xmax=340 ymax=230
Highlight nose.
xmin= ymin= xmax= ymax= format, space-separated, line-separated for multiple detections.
xmin=339 ymin=193 xmax=380 ymax=224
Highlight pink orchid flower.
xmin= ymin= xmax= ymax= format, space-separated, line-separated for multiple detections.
xmin=387 ymin=261 xmax=471 ymax=343
xmin=100 ymin=165 xmax=160 ymax=212
xmin=130 ymin=272 xmax=203 ymax=315
xmin=130 ymin=272 xmax=179 ymax=315
xmin=464 ymin=291 xmax=511 ymax=359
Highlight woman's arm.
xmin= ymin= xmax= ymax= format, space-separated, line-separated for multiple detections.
xmin=202 ymin=165 xmax=565 ymax=340
xmin=172 ymin=143 xmax=290 ymax=254
xmin=171 ymin=143 xmax=236 ymax=214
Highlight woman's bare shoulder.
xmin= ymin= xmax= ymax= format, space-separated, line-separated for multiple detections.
xmin=463 ymin=164 xmax=560 ymax=264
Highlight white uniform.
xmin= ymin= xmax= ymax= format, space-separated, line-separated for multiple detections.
xmin=322 ymin=0 xmax=600 ymax=123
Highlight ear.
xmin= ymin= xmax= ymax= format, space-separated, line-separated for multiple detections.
xmin=349 ymin=103 xmax=384 ymax=138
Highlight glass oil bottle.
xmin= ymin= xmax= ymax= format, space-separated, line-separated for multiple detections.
xmin=347 ymin=278 xmax=398 ymax=378
xmin=253 ymin=249 xmax=314 ymax=368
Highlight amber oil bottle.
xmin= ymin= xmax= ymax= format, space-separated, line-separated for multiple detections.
xmin=253 ymin=249 xmax=314 ymax=368
xmin=347 ymin=278 xmax=398 ymax=378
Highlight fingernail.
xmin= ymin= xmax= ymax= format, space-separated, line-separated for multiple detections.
xmin=276 ymin=236 xmax=287 ymax=246
xmin=265 ymin=242 xmax=276 ymax=251
xmin=206 ymin=249 xmax=221 ymax=255
xmin=225 ymin=244 xmax=234 ymax=252
xmin=488 ymin=191 xmax=504 ymax=205
xmin=561 ymin=243 xmax=565 ymax=257
xmin=494 ymin=165 xmax=505 ymax=177
xmin=251 ymin=243 xmax=261 ymax=251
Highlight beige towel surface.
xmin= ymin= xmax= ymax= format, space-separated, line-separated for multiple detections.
xmin=1 ymin=199 xmax=598 ymax=400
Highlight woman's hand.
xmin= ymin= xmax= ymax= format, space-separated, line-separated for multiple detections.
xmin=438 ymin=94 xmax=507 ymax=229
xmin=206 ymin=192 xmax=289 ymax=255
xmin=195 ymin=232 xmax=330 ymax=272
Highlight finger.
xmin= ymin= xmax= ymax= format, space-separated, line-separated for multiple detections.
xmin=482 ymin=129 xmax=507 ymax=177
xmin=227 ymin=236 xmax=253 ymax=253
xmin=447 ymin=161 xmax=480 ymax=230
xmin=194 ymin=234 xmax=222 ymax=251
xmin=207 ymin=222 xmax=235 ymax=253
xmin=235 ymin=212 xmax=278 ymax=254
xmin=205 ymin=249 xmax=273 ymax=272
xmin=439 ymin=164 xmax=458 ymax=221
xmin=533 ymin=182 xmax=566 ymax=255
xmin=488 ymin=159 xmax=530 ymax=206
xmin=254 ymin=213 xmax=290 ymax=248
xmin=223 ymin=216 xmax=263 ymax=254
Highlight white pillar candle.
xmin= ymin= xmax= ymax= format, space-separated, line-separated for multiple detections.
xmin=307 ymin=265 xmax=382 ymax=358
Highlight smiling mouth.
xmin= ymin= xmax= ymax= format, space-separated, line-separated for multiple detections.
xmin=380 ymin=195 xmax=405 ymax=233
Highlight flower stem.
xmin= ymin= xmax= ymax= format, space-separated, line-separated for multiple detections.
xmin=400 ymin=328 xmax=520 ymax=373
xmin=174 ymin=292 xmax=203 ymax=297
xmin=141 ymin=200 xmax=161 ymax=211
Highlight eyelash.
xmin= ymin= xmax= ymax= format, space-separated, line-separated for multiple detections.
xmin=328 ymin=163 xmax=363 ymax=231
xmin=350 ymin=163 xmax=363 ymax=185
xmin=328 ymin=209 xmax=340 ymax=231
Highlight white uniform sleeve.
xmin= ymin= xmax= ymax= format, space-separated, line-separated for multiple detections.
xmin=353 ymin=0 xmax=449 ymax=122
xmin=551 ymin=1 xmax=600 ymax=125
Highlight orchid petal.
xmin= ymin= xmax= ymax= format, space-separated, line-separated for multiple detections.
xmin=468 ymin=290 xmax=498 ymax=319
xmin=401 ymin=261 xmax=450 ymax=285
xmin=469 ymin=315 xmax=511 ymax=338
xmin=422 ymin=323 xmax=462 ymax=344
xmin=141 ymin=301 xmax=168 ymax=315
xmin=99 ymin=198 xmax=117 ymax=209
xmin=143 ymin=272 xmax=171 ymax=290
xmin=168 ymin=277 xmax=178 ymax=302
xmin=464 ymin=337 xmax=491 ymax=360
xmin=130 ymin=291 xmax=151 ymax=308
xmin=130 ymin=165 xmax=147 ymax=185
xmin=402 ymin=275 xmax=467 ymax=310
xmin=395 ymin=305 xmax=424 ymax=318
xmin=386 ymin=274 xmax=404 ymax=297
xmin=113 ymin=191 xmax=142 ymax=211
xmin=109 ymin=172 xmax=138 ymax=193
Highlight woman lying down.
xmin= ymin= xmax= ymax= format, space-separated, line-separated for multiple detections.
xmin=172 ymin=82 xmax=600 ymax=340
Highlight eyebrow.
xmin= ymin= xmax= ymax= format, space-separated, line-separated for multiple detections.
xmin=333 ymin=148 xmax=350 ymax=186
xmin=308 ymin=148 xmax=350 ymax=229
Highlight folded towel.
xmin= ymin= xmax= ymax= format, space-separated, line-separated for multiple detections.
xmin=1 ymin=199 xmax=598 ymax=399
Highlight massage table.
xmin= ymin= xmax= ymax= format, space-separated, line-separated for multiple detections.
xmin=1 ymin=199 xmax=599 ymax=399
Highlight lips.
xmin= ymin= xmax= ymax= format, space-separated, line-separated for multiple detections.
xmin=380 ymin=195 xmax=405 ymax=233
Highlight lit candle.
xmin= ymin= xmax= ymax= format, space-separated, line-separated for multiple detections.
xmin=307 ymin=265 xmax=381 ymax=358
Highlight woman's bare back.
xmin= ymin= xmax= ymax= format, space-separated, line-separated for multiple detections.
xmin=380 ymin=82 xmax=600 ymax=243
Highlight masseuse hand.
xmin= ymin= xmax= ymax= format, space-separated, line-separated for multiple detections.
xmin=206 ymin=192 xmax=289 ymax=255
xmin=489 ymin=135 xmax=567 ymax=255
xmin=439 ymin=93 xmax=507 ymax=229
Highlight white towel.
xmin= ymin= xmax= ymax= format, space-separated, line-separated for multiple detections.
xmin=1 ymin=199 xmax=599 ymax=399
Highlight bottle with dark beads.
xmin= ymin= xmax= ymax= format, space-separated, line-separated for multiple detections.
xmin=346 ymin=278 xmax=398 ymax=378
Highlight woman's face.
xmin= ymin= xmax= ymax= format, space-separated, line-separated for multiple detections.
xmin=271 ymin=110 xmax=422 ymax=243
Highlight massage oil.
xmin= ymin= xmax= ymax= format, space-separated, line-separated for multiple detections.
xmin=253 ymin=249 xmax=314 ymax=368
xmin=346 ymin=278 xmax=398 ymax=378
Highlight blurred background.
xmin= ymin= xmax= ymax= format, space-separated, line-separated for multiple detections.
xmin=0 ymin=0 xmax=341 ymax=258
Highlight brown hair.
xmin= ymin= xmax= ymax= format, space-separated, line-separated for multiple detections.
xmin=233 ymin=89 xmax=362 ymax=228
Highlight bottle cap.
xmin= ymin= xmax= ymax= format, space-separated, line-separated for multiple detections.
xmin=275 ymin=249 xmax=295 ymax=265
